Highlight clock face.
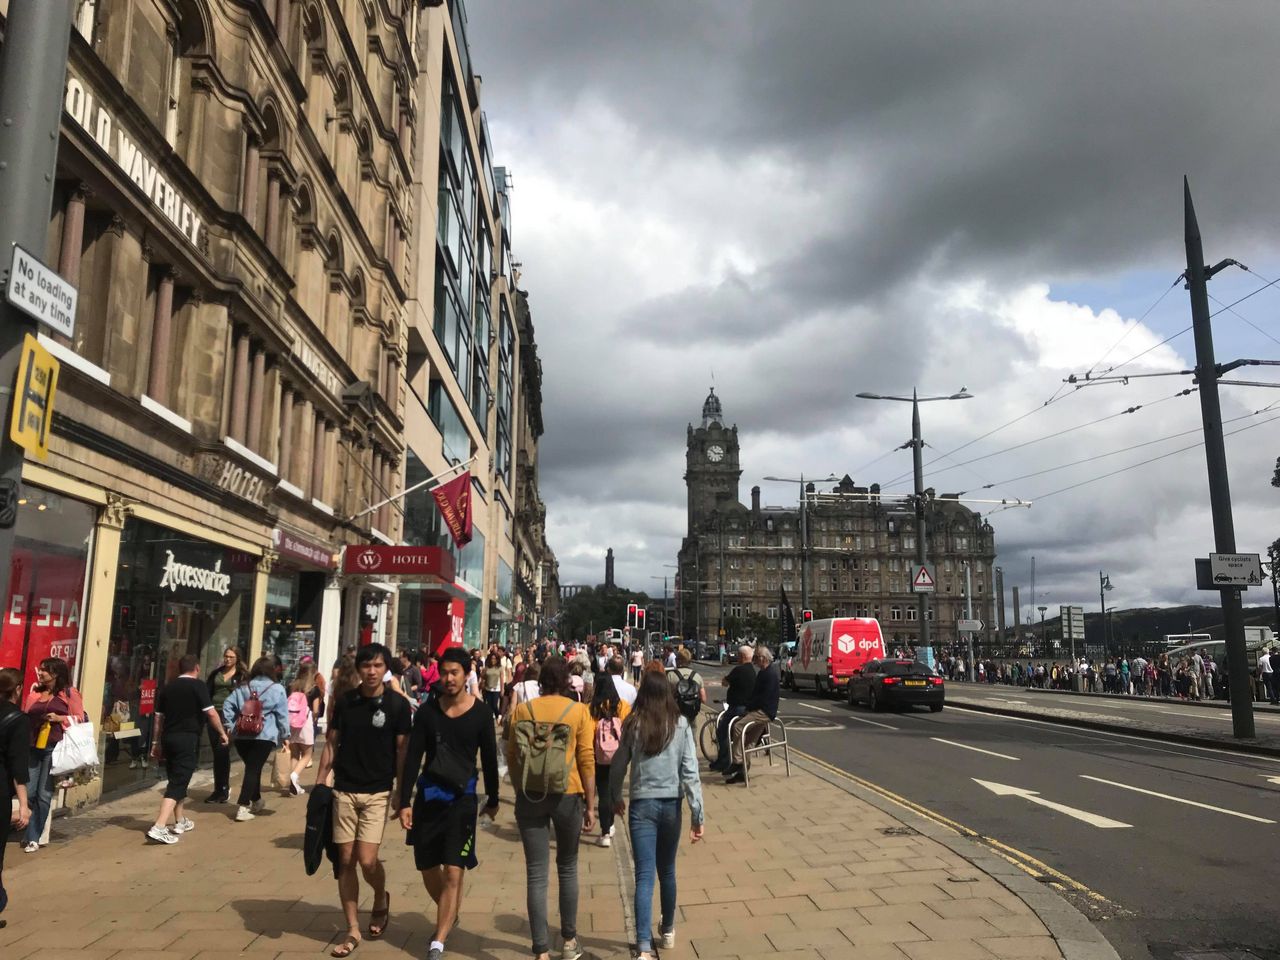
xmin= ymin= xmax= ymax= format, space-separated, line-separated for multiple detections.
xmin=707 ymin=444 xmax=725 ymax=463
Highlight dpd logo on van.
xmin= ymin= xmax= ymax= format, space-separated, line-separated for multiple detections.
xmin=836 ymin=633 xmax=857 ymax=655
xmin=800 ymin=625 xmax=813 ymax=669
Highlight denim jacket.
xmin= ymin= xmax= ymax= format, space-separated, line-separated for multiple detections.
xmin=609 ymin=715 xmax=704 ymax=826
xmin=222 ymin=678 xmax=290 ymax=745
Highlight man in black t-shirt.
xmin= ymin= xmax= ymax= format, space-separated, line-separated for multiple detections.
xmin=147 ymin=654 xmax=229 ymax=845
xmin=711 ymin=645 xmax=758 ymax=773
xmin=315 ymin=643 xmax=411 ymax=958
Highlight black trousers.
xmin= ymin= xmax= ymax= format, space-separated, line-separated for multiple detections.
xmin=208 ymin=723 xmax=231 ymax=795
xmin=233 ymin=739 xmax=273 ymax=806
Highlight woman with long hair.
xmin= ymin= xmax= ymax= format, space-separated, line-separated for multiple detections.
xmin=588 ymin=672 xmax=629 ymax=847
xmin=286 ymin=662 xmax=320 ymax=795
xmin=609 ymin=672 xmax=704 ymax=960
xmin=483 ymin=652 xmax=504 ymax=718
xmin=222 ymin=656 xmax=289 ymax=821
xmin=22 ymin=657 xmax=72 ymax=852
xmin=0 ymin=668 xmax=31 ymax=924
xmin=205 ymin=646 xmax=246 ymax=802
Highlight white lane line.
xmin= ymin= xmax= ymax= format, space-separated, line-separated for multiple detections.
xmin=1080 ymin=774 xmax=1277 ymax=824
xmin=973 ymin=779 xmax=1132 ymax=829
xmin=796 ymin=702 xmax=833 ymax=713
xmin=931 ymin=737 xmax=1020 ymax=761
xmin=843 ymin=715 xmax=899 ymax=730
xmin=947 ymin=704 xmax=1280 ymax=765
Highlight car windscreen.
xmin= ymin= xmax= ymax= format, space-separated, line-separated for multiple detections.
xmin=882 ymin=662 xmax=933 ymax=677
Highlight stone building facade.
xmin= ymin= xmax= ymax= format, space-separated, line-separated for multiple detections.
xmin=677 ymin=390 xmax=998 ymax=650
xmin=0 ymin=0 xmax=429 ymax=807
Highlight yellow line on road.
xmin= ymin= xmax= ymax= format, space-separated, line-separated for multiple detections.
xmin=793 ymin=748 xmax=1123 ymax=910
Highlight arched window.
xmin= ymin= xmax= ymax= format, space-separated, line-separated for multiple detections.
xmin=166 ymin=2 xmax=210 ymax=149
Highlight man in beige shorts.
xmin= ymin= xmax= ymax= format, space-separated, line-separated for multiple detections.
xmin=314 ymin=643 xmax=411 ymax=957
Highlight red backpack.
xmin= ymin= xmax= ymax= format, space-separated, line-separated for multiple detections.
xmin=235 ymin=686 xmax=266 ymax=737
xmin=594 ymin=715 xmax=622 ymax=765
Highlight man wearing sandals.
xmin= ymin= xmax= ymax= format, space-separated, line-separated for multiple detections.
xmin=315 ymin=643 xmax=411 ymax=957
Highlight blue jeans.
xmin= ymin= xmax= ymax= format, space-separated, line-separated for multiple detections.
xmin=629 ymin=797 xmax=681 ymax=953
xmin=25 ymin=748 xmax=53 ymax=845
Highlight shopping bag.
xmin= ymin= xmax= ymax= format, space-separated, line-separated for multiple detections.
xmin=272 ymin=746 xmax=293 ymax=790
xmin=50 ymin=720 xmax=98 ymax=776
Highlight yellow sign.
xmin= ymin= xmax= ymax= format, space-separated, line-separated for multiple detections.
xmin=10 ymin=334 xmax=59 ymax=461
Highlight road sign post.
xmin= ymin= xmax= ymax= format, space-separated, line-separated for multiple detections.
xmin=9 ymin=334 xmax=58 ymax=461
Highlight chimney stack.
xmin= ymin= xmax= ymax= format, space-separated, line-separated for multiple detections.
xmin=751 ymin=485 xmax=761 ymax=513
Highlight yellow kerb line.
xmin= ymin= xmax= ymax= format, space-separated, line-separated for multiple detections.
xmin=793 ymin=749 xmax=1120 ymax=909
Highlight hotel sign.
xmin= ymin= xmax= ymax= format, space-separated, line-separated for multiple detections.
xmin=64 ymin=76 xmax=204 ymax=250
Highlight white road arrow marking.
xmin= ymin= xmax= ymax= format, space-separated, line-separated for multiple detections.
xmin=932 ymin=738 xmax=1019 ymax=761
xmin=1261 ymin=775 xmax=1280 ymax=786
xmin=1080 ymin=775 xmax=1276 ymax=824
xmin=796 ymin=702 xmax=832 ymax=713
xmin=973 ymin=779 xmax=1132 ymax=829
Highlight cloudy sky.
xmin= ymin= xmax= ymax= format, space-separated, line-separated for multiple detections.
xmin=465 ymin=1 xmax=1280 ymax=617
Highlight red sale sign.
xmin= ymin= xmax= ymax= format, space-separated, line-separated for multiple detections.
xmin=0 ymin=547 xmax=88 ymax=694
xmin=139 ymin=679 xmax=158 ymax=716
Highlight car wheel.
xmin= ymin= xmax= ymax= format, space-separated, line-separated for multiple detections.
xmin=930 ymin=703 xmax=944 ymax=713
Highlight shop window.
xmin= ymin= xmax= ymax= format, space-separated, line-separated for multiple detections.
xmin=0 ymin=489 xmax=96 ymax=695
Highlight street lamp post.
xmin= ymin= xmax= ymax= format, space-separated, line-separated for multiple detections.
xmin=763 ymin=474 xmax=839 ymax=617
xmin=1037 ymin=605 xmax=1048 ymax=656
xmin=856 ymin=389 xmax=973 ymax=654
xmin=663 ymin=563 xmax=681 ymax=638
xmin=1099 ymin=572 xmax=1114 ymax=656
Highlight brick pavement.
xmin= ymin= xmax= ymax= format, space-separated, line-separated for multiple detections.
xmin=0 ymin=746 xmax=1103 ymax=960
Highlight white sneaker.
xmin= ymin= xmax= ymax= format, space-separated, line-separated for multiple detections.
xmin=21 ymin=841 xmax=39 ymax=853
xmin=608 ymin=824 xmax=616 ymax=838
xmin=289 ymin=773 xmax=305 ymax=796
xmin=560 ymin=940 xmax=583 ymax=960
xmin=235 ymin=805 xmax=256 ymax=822
xmin=172 ymin=818 xmax=195 ymax=834
xmin=250 ymin=798 xmax=266 ymax=813
xmin=146 ymin=825 xmax=179 ymax=845
xmin=598 ymin=835 xmax=611 ymax=848
xmin=661 ymin=929 xmax=676 ymax=949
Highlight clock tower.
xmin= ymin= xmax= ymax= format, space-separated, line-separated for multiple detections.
xmin=686 ymin=388 xmax=742 ymax=529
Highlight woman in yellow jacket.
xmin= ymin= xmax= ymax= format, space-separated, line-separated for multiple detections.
xmin=506 ymin=657 xmax=596 ymax=960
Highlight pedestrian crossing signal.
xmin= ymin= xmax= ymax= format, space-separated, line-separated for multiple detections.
xmin=802 ymin=609 xmax=814 ymax=622
xmin=636 ymin=608 xmax=646 ymax=630
xmin=627 ymin=603 xmax=638 ymax=628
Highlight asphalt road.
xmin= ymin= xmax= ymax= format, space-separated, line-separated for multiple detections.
xmin=698 ymin=663 xmax=1280 ymax=960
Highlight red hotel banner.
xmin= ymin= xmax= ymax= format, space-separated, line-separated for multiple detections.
xmin=430 ymin=471 xmax=473 ymax=548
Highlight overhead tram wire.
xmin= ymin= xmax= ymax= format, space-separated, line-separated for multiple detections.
xmin=879 ymin=276 xmax=1188 ymax=488
xmin=880 ymin=385 xmax=1198 ymax=489
xmin=1207 ymin=291 xmax=1280 ymax=349
xmin=983 ymin=398 xmax=1280 ymax=516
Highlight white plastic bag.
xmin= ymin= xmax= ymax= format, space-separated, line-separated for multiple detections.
xmin=51 ymin=720 xmax=98 ymax=776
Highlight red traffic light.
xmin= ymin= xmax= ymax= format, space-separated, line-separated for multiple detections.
xmin=802 ymin=609 xmax=814 ymax=622
xmin=627 ymin=603 xmax=638 ymax=628
xmin=636 ymin=608 xmax=646 ymax=630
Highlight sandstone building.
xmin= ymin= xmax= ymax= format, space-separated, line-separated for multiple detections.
xmin=677 ymin=390 xmax=998 ymax=651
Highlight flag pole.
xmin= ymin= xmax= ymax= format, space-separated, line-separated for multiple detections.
xmin=345 ymin=455 xmax=477 ymax=522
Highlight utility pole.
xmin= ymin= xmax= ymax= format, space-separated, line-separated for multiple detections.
xmin=0 ymin=1 xmax=75 ymax=582
xmin=1099 ymin=571 xmax=1110 ymax=656
xmin=1184 ymin=179 xmax=1254 ymax=739
xmin=799 ymin=475 xmax=809 ymax=615
xmin=995 ymin=565 xmax=1006 ymax=647
xmin=911 ymin=395 xmax=930 ymax=651
xmin=963 ymin=561 xmax=974 ymax=672
xmin=1268 ymin=542 xmax=1280 ymax=634
xmin=717 ymin=511 xmax=726 ymax=643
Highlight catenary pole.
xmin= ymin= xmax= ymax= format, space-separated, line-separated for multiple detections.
xmin=1184 ymin=178 xmax=1254 ymax=739
xmin=0 ymin=0 xmax=75 ymax=620
xmin=912 ymin=393 xmax=931 ymax=650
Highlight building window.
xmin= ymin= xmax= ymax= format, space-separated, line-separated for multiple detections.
xmin=903 ymin=535 xmax=915 ymax=550
xmin=781 ymin=557 xmax=794 ymax=571
xmin=889 ymin=606 xmax=902 ymax=621
xmin=906 ymin=606 xmax=918 ymax=621
xmin=767 ymin=605 xmax=778 ymax=620
xmin=955 ymin=536 xmax=969 ymax=550
xmin=780 ymin=535 xmax=793 ymax=549
xmin=889 ymin=558 xmax=900 ymax=572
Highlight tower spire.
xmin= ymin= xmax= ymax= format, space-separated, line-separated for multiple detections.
xmin=701 ymin=387 xmax=724 ymax=428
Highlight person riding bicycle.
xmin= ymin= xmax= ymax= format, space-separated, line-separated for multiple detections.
xmin=709 ymin=646 xmax=755 ymax=774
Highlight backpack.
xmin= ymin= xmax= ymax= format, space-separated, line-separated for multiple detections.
xmin=669 ymin=668 xmax=702 ymax=722
xmin=235 ymin=685 xmax=266 ymax=737
xmin=594 ymin=715 xmax=622 ymax=765
xmin=510 ymin=700 xmax=576 ymax=802
xmin=287 ymin=691 xmax=310 ymax=731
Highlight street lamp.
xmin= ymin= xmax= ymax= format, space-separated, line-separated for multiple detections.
xmin=1099 ymin=572 xmax=1114 ymax=655
xmin=1037 ymin=604 xmax=1048 ymax=657
xmin=762 ymin=473 xmax=839 ymax=616
xmin=856 ymin=389 xmax=973 ymax=653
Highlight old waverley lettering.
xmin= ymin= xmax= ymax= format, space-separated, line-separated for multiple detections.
xmin=63 ymin=77 xmax=203 ymax=249
xmin=158 ymin=550 xmax=231 ymax=596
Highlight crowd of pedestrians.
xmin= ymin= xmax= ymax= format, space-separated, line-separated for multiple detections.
xmin=0 ymin=632 xmax=733 ymax=956
xmin=935 ymin=645 xmax=1280 ymax=703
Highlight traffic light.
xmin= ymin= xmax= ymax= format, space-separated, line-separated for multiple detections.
xmin=636 ymin=608 xmax=646 ymax=630
xmin=802 ymin=609 xmax=814 ymax=622
xmin=627 ymin=603 xmax=638 ymax=628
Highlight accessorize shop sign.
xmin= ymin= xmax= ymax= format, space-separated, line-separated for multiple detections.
xmin=158 ymin=550 xmax=231 ymax=596
xmin=63 ymin=75 xmax=204 ymax=249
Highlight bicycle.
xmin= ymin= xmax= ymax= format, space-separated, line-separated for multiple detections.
xmin=698 ymin=702 xmax=726 ymax=763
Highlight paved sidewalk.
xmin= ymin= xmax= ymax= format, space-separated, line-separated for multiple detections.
xmin=0 ymin=749 xmax=1112 ymax=960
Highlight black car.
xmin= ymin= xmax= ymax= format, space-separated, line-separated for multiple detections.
xmin=847 ymin=659 xmax=944 ymax=712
